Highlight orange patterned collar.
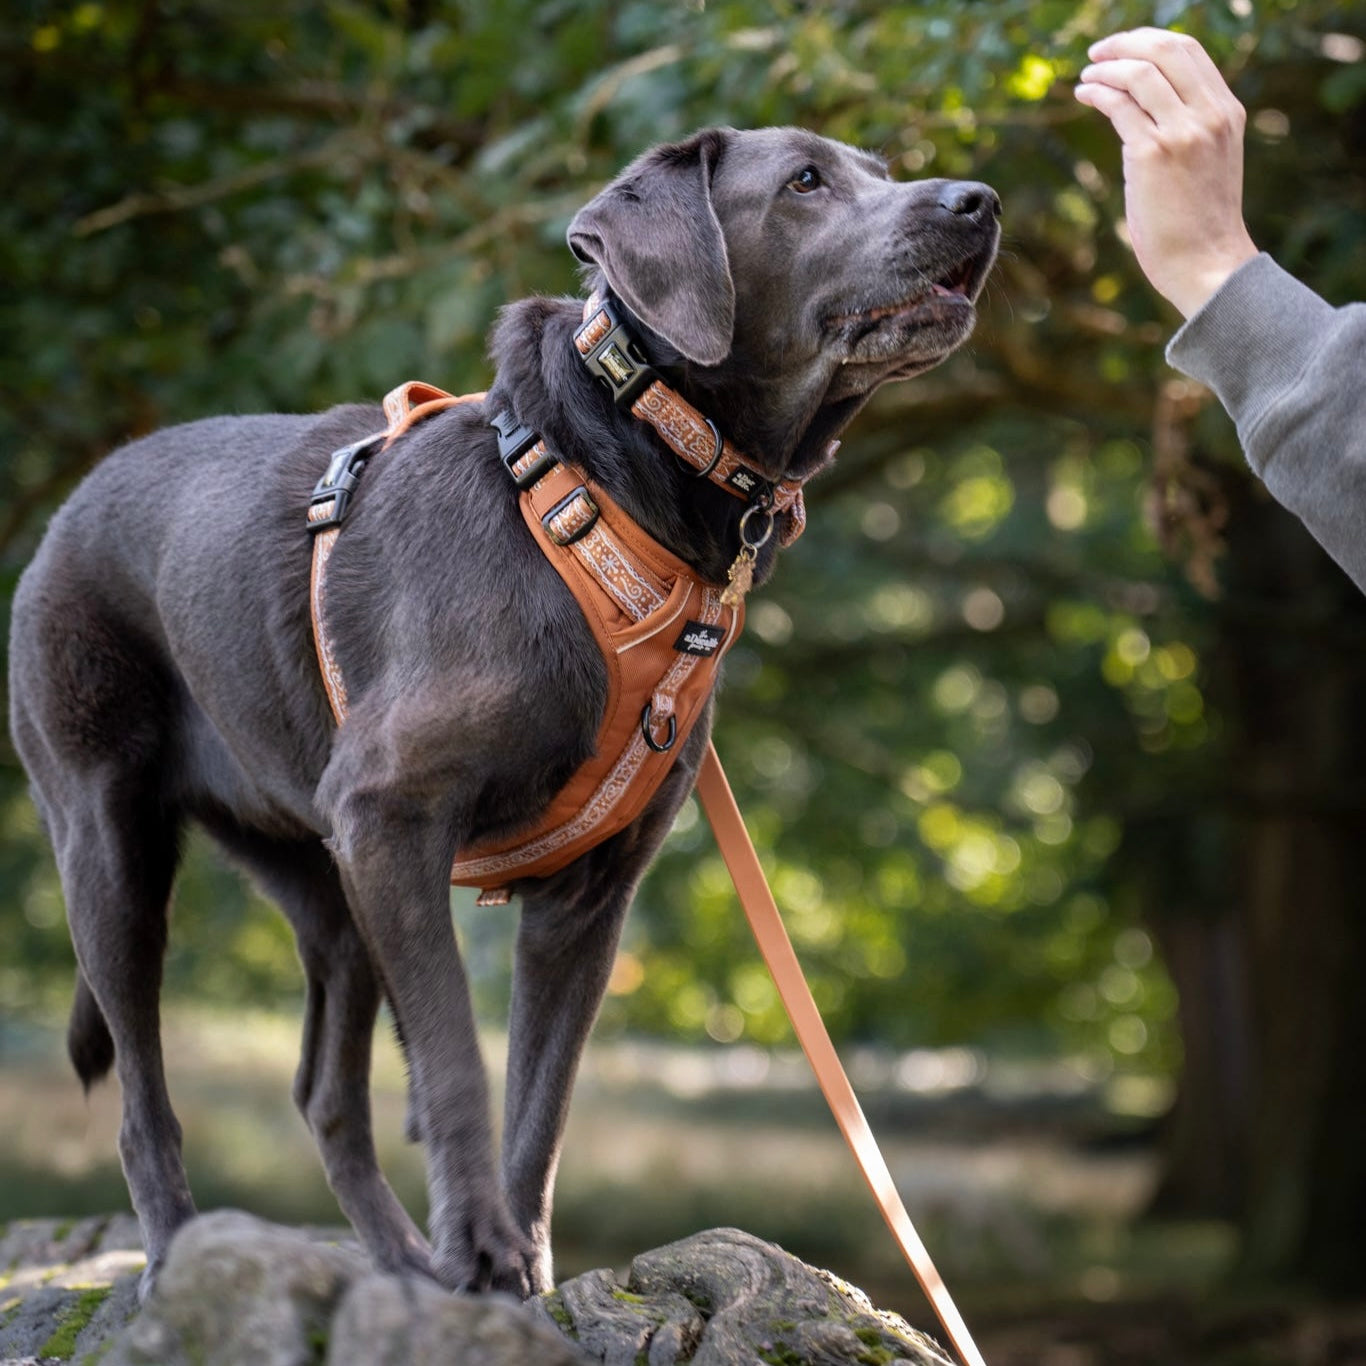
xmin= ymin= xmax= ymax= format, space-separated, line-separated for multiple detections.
xmin=574 ymin=292 xmax=810 ymax=548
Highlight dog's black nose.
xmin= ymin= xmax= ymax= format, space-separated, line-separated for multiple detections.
xmin=939 ymin=181 xmax=1001 ymax=221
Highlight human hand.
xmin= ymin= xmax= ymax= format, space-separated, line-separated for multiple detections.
xmin=1074 ymin=28 xmax=1258 ymax=318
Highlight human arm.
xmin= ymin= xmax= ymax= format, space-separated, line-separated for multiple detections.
xmin=1166 ymin=257 xmax=1366 ymax=593
xmin=1077 ymin=29 xmax=1366 ymax=593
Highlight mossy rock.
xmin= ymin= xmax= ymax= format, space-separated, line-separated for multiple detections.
xmin=530 ymin=1227 xmax=953 ymax=1365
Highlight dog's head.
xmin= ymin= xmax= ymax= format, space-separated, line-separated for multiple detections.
xmin=568 ymin=126 xmax=1000 ymax=472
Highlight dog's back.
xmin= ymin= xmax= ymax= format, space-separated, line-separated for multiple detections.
xmin=10 ymin=406 xmax=377 ymax=841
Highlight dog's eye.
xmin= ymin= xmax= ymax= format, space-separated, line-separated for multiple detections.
xmin=787 ymin=166 xmax=822 ymax=194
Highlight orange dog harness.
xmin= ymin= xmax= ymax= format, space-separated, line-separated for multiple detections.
xmin=306 ymin=301 xmax=803 ymax=903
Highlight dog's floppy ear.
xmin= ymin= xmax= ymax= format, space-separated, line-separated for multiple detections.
xmin=568 ymin=128 xmax=735 ymax=366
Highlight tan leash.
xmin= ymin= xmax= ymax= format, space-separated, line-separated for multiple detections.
xmin=695 ymin=742 xmax=987 ymax=1366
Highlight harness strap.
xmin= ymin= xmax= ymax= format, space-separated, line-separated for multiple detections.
xmin=307 ymin=379 xmax=740 ymax=904
xmin=307 ymin=387 xmax=486 ymax=721
xmin=696 ymin=745 xmax=987 ymax=1366
xmin=449 ymin=453 xmax=741 ymax=895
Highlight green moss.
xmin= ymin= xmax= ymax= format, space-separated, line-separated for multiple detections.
xmin=306 ymin=1322 xmax=329 ymax=1364
xmin=37 ymin=1285 xmax=113 ymax=1360
xmin=541 ymin=1290 xmax=577 ymax=1338
xmin=758 ymin=1348 xmax=804 ymax=1366
xmin=611 ymin=1287 xmax=647 ymax=1305
xmin=679 ymin=1286 xmax=712 ymax=1315
xmin=852 ymin=1317 xmax=907 ymax=1362
xmin=52 ymin=1220 xmax=76 ymax=1243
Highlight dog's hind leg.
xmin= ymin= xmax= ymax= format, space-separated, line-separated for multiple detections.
xmin=203 ymin=825 xmax=434 ymax=1279
xmin=9 ymin=597 xmax=196 ymax=1301
xmin=50 ymin=775 xmax=194 ymax=1301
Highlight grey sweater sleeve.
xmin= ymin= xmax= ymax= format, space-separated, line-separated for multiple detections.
xmin=1166 ymin=252 xmax=1366 ymax=591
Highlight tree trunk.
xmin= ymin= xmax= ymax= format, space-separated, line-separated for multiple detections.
xmin=1150 ymin=482 xmax=1366 ymax=1291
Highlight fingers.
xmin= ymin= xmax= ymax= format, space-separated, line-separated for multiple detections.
xmin=1088 ymin=27 xmax=1234 ymax=109
xmin=1073 ymin=78 xmax=1156 ymax=144
xmin=1077 ymin=56 xmax=1187 ymax=127
xmin=1076 ymin=27 xmax=1247 ymax=147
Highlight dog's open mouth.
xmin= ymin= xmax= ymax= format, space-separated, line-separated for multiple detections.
xmin=828 ymin=257 xmax=978 ymax=330
xmin=931 ymin=257 xmax=977 ymax=299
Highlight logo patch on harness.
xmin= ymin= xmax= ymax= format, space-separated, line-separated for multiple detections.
xmin=674 ymin=621 xmax=727 ymax=656
xmin=726 ymin=468 xmax=761 ymax=495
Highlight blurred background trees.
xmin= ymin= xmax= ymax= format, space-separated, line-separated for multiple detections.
xmin=3 ymin=0 xmax=1365 ymax=1306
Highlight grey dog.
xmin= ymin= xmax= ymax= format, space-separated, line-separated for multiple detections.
xmin=9 ymin=126 xmax=999 ymax=1301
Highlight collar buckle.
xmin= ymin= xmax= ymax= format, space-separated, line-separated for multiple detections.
xmin=575 ymin=298 xmax=659 ymax=411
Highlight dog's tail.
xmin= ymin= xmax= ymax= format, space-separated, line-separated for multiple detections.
xmin=68 ymin=970 xmax=115 ymax=1092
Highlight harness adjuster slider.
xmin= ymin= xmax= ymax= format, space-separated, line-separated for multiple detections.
xmin=576 ymin=301 xmax=659 ymax=411
xmin=307 ymin=434 xmax=384 ymax=534
xmin=543 ymin=488 xmax=600 ymax=546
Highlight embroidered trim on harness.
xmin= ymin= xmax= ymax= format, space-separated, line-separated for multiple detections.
xmin=509 ymin=440 xmax=551 ymax=485
xmin=308 ymin=516 xmax=351 ymax=720
xmin=571 ymin=525 xmax=668 ymax=619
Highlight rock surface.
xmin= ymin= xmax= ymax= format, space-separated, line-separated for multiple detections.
xmin=0 ymin=1213 xmax=145 ymax=1366
xmin=0 ymin=1213 xmax=953 ymax=1365
xmin=533 ymin=1227 xmax=953 ymax=1365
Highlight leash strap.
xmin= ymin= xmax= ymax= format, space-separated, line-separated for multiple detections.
xmin=695 ymin=742 xmax=987 ymax=1366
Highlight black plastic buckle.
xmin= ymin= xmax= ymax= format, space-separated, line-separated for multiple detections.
xmin=576 ymin=299 xmax=659 ymax=410
xmin=308 ymin=434 xmax=384 ymax=533
xmin=491 ymin=409 xmax=555 ymax=489
xmin=542 ymin=488 xmax=600 ymax=546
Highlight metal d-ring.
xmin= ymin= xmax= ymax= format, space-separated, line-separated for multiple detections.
xmin=739 ymin=500 xmax=776 ymax=551
xmin=676 ymin=417 xmax=726 ymax=480
xmin=700 ymin=418 xmax=725 ymax=475
xmin=641 ymin=702 xmax=677 ymax=753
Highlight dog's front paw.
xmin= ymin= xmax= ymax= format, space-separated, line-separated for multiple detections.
xmin=490 ymin=1240 xmax=553 ymax=1299
xmin=434 ymin=1210 xmax=541 ymax=1298
xmin=373 ymin=1230 xmax=438 ymax=1283
xmin=136 ymin=1257 xmax=164 ymax=1305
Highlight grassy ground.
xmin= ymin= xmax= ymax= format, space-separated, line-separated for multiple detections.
xmin=6 ymin=1007 xmax=1359 ymax=1363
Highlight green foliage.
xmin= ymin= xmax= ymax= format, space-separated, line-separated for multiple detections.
xmin=2 ymin=0 xmax=1364 ymax=1103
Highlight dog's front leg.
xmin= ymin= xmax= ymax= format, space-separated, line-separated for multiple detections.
xmin=500 ymin=885 xmax=633 ymax=1291
xmin=323 ymin=772 xmax=535 ymax=1295
xmin=500 ymin=737 xmax=707 ymax=1289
